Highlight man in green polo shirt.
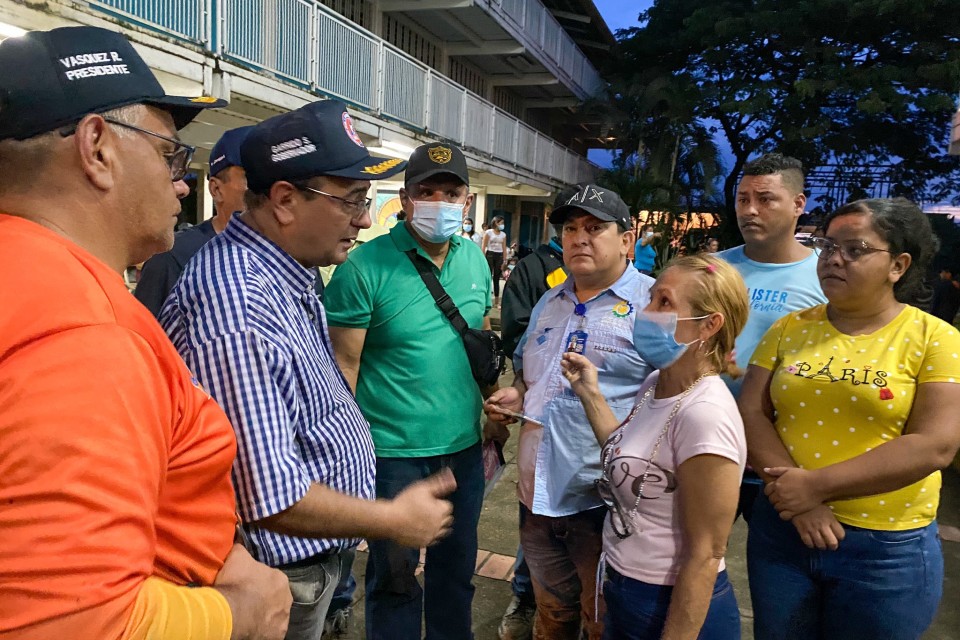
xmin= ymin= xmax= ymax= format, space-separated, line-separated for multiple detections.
xmin=325 ymin=142 xmax=491 ymax=640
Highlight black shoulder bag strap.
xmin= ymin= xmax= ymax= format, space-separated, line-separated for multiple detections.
xmin=405 ymin=249 xmax=469 ymax=335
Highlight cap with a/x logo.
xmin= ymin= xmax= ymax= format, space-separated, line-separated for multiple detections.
xmin=549 ymin=183 xmax=631 ymax=230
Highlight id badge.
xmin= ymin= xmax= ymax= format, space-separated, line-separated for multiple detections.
xmin=566 ymin=329 xmax=588 ymax=354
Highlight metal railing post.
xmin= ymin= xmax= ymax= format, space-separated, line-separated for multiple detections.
xmin=376 ymin=40 xmax=385 ymax=114
xmin=424 ymin=70 xmax=433 ymax=132
xmin=310 ymin=3 xmax=319 ymax=90
xmin=459 ymin=90 xmax=468 ymax=145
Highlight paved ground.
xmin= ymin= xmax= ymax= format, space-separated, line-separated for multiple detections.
xmin=332 ymin=305 xmax=960 ymax=638
xmin=332 ymin=375 xmax=960 ymax=638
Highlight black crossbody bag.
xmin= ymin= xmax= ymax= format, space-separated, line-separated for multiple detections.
xmin=406 ymin=250 xmax=505 ymax=387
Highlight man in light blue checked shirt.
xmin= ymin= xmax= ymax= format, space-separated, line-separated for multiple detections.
xmin=160 ymin=100 xmax=456 ymax=640
xmin=486 ymin=184 xmax=654 ymax=640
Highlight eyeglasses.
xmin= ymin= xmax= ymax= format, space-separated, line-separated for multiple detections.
xmin=298 ymin=185 xmax=372 ymax=218
xmin=105 ymin=118 xmax=195 ymax=182
xmin=60 ymin=116 xmax=195 ymax=182
xmin=810 ymin=236 xmax=895 ymax=263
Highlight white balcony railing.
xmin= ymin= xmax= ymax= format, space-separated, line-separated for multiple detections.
xmin=83 ymin=0 xmax=598 ymax=186
xmin=487 ymin=0 xmax=605 ymax=99
xmin=89 ymin=0 xmax=207 ymax=43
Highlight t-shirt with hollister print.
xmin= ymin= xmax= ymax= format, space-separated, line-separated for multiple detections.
xmin=716 ymin=245 xmax=826 ymax=397
xmin=750 ymin=303 xmax=960 ymax=530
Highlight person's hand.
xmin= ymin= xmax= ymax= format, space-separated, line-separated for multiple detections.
xmin=389 ymin=468 xmax=457 ymax=548
xmin=483 ymin=417 xmax=510 ymax=446
xmin=560 ymin=352 xmax=599 ymax=399
xmin=214 ymin=543 xmax=292 ymax=640
xmin=789 ymin=504 xmax=846 ymax=551
xmin=484 ymin=387 xmax=523 ymax=425
xmin=764 ymin=467 xmax=826 ymax=519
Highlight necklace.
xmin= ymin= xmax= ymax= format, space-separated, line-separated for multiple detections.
xmin=602 ymin=370 xmax=715 ymax=537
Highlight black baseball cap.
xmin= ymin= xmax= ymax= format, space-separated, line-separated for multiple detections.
xmin=553 ymin=184 xmax=585 ymax=209
xmin=0 ymin=26 xmax=227 ymax=141
xmin=549 ymin=183 xmax=631 ymax=230
xmin=209 ymin=125 xmax=253 ymax=176
xmin=405 ymin=143 xmax=469 ymax=186
xmin=242 ymin=100 xmax=407 ymax=193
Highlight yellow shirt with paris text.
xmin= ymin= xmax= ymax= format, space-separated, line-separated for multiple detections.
xmin=750 ymin=304 xmax=960 ymax=530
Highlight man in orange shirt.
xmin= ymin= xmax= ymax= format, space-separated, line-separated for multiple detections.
xmin=0 ymin=26 xmax=291 ymax=640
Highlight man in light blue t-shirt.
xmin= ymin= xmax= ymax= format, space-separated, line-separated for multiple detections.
xmin=717 ymin=153 xmax=826 ymax=521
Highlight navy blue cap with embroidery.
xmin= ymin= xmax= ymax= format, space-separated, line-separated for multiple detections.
xmin=241 ymin=100 xmax=407 ymax=192
xmin=0 ymin=26 xmax=227 ymax=141
xmin=549 ymin=183 xmax=631 ymax=231
xmin=209 ymin=125 xmax=253 ymax=176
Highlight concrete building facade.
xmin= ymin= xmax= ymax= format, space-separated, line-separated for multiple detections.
xmin=0 ymin=0 xmax=617 ymax=248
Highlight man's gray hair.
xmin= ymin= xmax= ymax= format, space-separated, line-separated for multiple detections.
xmin=0 ymin=104 xmax=146 ymax=194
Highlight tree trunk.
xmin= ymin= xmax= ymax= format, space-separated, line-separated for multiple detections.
xmin=720 ymin=154 xmax=749 ymax=246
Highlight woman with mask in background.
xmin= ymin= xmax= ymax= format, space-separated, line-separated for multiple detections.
xmin=459 ymin=216 xmax=482 ymax=246
xmin=561 ymin=254 xmax=749 ymax=640
xmin=482 ymin=214 xmax=508 ymax=307
xmin=634 ymin=224 xmax=661 ymax=276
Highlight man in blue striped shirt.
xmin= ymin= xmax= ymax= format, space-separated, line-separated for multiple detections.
xmin=160 ymin=100 xmax=457 ymax=640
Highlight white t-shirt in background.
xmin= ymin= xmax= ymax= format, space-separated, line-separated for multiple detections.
xmin=484 ymin=229 xmax=506 ymax=253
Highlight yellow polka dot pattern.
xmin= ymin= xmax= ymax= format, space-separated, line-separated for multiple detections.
xmin=750 ymin=304 xmax=960 ymax=530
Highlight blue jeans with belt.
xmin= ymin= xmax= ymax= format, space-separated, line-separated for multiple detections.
xmin=364 ymin=442 xmax=484 ymax=640
xmin=748 ymin=493 xmax=943 ymax=640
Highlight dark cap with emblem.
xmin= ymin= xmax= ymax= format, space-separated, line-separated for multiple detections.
xmin=549 ymin=183 xmax=631 ymax=231
xmin=209 ymin=125 xmax=253 ymax=176
xmin=405 ymin=142 xmax=470 ymax=187
xmin=242 ymin=99 xmax=406 ymax=193
xmin=0 ymin=26 xmax=227 ymax=141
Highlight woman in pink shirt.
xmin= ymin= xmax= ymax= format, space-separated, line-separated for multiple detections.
xmin=562 ymin=254 xmax=748 ymax=640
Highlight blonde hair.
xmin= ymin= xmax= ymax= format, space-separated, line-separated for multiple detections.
xmin=660 ymin=254 xmax=749 ymax=377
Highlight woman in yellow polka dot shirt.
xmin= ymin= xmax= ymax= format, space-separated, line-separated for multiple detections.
xmin=739 ymin=197 xmax=960 ymax=640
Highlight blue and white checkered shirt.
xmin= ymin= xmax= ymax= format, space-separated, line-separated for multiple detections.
xmin=159 ymin=216 xmax=376 ymax=567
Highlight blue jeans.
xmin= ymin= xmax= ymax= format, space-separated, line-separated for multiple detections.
xmin=602 ymin=567 xmax=740 ymax=640
xmin=328 ymin=548 xmax=356 ymax=614
xmin=735 ymin=471 xmax=764 ymax=524
xmin=511 ymin=545 xmax=534 ymax=601
xmin=748 ymin=494 xmax=943 ymax=640
xmin=511 ymin=502 xmax=534 ymax=602
xmin=279 ymin=551 xmax=343 ymax=640
xmin=365 ymin=443 xmax=484 ymax=640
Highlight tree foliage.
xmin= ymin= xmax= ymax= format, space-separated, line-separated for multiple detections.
xmin=605 ymin=0 xmax=960 ymax=240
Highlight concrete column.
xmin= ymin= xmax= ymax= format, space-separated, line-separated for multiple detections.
xmin=199 ymin=169 xmax=214 ymax=221
xmin=370 ymin=0 xmax=383 ymax=34
xmin=473 ymin=186 xmax=487 ymax=225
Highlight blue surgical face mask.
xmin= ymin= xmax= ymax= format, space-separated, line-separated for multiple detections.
xmin=463 ymin=223 xmax=473 ymax=232
xmin=632 ymin=311 xmax=707 ymax=370
xmin=410 ymin=200 xmax=465 ymax=243
xmin=498 ymin=224 xmax=505 ymax=231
